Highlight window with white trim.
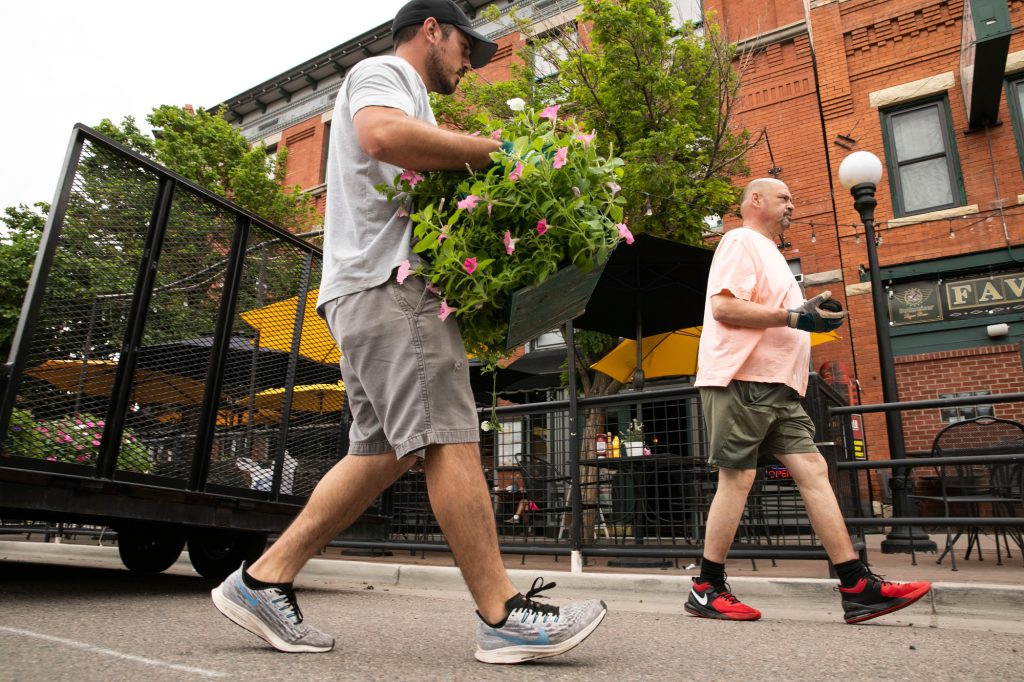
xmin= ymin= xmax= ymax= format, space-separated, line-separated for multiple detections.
xmin=880 ymin=98 xmax=964 ymax=217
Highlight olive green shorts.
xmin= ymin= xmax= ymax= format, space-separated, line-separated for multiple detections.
xmin=698 ymin=380 xmax=818 ymax=470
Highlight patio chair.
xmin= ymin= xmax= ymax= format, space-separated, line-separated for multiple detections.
xmin=914 ymin=416 xmax=1024 ymax=570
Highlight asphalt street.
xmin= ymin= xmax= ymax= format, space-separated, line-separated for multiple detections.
xmin=1 ymin=545 xmax=1023 ymax=681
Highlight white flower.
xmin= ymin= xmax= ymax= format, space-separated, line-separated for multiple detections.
xmin=506 ymin=97 xmax=526 ymax=112
xmin=481 ymin=420 xmax=494 ymax=431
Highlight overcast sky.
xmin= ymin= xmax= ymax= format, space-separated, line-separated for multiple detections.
xmin=0 ymin=0 xmax=410 ymax=212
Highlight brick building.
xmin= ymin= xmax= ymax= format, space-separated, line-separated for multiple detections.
xmin=701 ymin=0 xmax=1024 ymax=457
xmin=216 ymin=0 xmax=1024 ymax=458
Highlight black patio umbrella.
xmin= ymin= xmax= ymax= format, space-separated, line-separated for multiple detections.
xmin=572 ymin=233 xmax=714 ymax=390
xmin=137 ymin=335 xmax=338 ymax=393
xmin=468 ymin=360 xmax=548 ymax=406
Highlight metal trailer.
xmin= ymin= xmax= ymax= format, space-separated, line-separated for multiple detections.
xmin=0 ymin=125 xmax=383 ymax=579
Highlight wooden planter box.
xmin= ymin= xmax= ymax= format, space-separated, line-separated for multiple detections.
xmin=503 ymin=259 xmax=609 ymax=350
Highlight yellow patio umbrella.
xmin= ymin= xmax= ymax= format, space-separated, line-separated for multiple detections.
xmin=240 ymin=290 xmax=340 ymax=365
xmin=241 ymin=380 xmax=346 ymax=413
xmin=26 ymin=359 xmax=209 ymax=406
xmin=157 ymin=408 xmax=281 ymax=427
xmin=591 ymin=327 xmax=841 ymax=384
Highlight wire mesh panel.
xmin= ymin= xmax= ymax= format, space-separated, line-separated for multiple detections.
xmin=224 ymin=230 xmax=343 ymax=497
xmin=2 ymin=128 xmax=341 ymax=503
xmin=5 ymin=139 xmax=161 ymax=474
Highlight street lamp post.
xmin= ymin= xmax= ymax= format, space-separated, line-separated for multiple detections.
xmin=838 ymin=151 xmax=937 ymax=554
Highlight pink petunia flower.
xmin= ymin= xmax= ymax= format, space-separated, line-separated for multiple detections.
xmin=438 ymin=299 xmax=456 ymax=321
xmin=503 ymin=230 xmax=519 ymax=255
xmin=438 ymin=225 xmax=450 ymax=243
xmin=536 ymin=219 xmax=548 ymax=235
xmin=457 ymin=194 xmax=481 ymax=211
xmin=91 ymin=440 xmax=101 ymax=446
xmin=616 ymin=222 xmax=635 ymax=245
xmin=508 ymin=162 xmax=524 ymax=182
xmin=606 ymin=182 xmax=621 ymax=195
xmin=396 ymin=259 xmax=412 ymax=284
xmin=399 ymin=169 xmax=424 ymax=187
xmin=576 ymin=130 xmax=597 ymax=147
xmin=463 ymin=257 xmax=478 ymax=275
xmin=540 ymin=104 xmax=561 ymax=122
xmin=552 ymin=147 xmax=568 ymax=169
xmin=397 ymin=204 xmax=409 ymax=218
xmin=490 ymin=128 xmax=503 ymax=140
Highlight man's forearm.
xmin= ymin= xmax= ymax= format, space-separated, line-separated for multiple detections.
xmin=360 ymin=115 xmax=499 ymax=171
xmin=710 ymin=295 xmax=789 ymax=329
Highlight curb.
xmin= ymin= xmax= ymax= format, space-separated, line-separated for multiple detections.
xmin=3 ymin=541 xmax=1023 ymax=615
xmin=307 ymin=558 xmax=1024 ymax=613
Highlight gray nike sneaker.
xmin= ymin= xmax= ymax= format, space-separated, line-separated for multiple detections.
xmin=211 ymin=563 xmax=334 ymax=653
xmin=475 ymin=578 xmax=607 ymax=664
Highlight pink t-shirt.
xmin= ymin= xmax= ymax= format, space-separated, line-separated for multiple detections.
xmin=694 ymin=227 xmax=810 ymax=395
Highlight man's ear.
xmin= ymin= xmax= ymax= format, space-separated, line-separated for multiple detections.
xmin=422 ymin=17 xmax=442 ymax=45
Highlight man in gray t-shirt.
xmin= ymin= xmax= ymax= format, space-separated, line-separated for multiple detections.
xmin=212 ymin=0 xmax=606 ymax=665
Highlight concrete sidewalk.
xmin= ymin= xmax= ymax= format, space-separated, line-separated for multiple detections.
xmin=3 ymin=533 xmax=1023 ymax=618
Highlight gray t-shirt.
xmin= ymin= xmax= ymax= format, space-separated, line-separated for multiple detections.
xmin=316 ymin=56 xmax=435 ymax=313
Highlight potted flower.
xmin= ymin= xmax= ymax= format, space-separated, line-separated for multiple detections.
xmin=378 ymin=100 xmax=630 ymax=364
xmin=619 ymin=419 xmax=645 ymax=458
xmin=4 ymin=408 xmax=153 ymax=473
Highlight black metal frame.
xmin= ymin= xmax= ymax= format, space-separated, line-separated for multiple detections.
xmin=0 ymin=124 xmax=355 ymax=536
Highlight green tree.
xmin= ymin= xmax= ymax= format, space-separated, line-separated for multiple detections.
xmin=0 ymin=107 xmax=319 ymax=366
xmin=0 ymin=203 xmax=48 ymax=361
xmin=435 ymin=0 xmax=754 ymax=398
xmin=97 ymin=106 xmax=317 ymax=230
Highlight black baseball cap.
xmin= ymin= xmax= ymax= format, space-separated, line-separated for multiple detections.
xmin=392 ymin=0 xmax=498 ymax=69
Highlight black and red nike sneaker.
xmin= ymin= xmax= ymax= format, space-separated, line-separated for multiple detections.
xmin=839 ymin=573 xmax=932 ymax=624
xmin=684 ymin=577 xmax=761 ymax=621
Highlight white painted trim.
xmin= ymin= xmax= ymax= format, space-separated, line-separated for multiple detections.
xmin=887 ymin=204 xmax=979 ymax=228
xmin=532 ymin=6 xmax=583 ymax=35
xmin=321 ymin=109 xmax=333 ymax=123
xmin=869 ymin=72 xmax=955 ymax=109
xmin=1006 ymin=50 xmax=1024 ymax=75
xmin=1017 ymin=194 xmax=1024 ymax=205
xmin=261 ymin=132 xmax=282 ymax=147
xmin=846 ymin=282 xmax=872 ymax=297
xmin=734 ymin=20 xmax=808 ymax=52
xmin=804 ymin=269 xmax=843 ymax=286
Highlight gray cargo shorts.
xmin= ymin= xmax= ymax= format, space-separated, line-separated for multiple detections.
xmin=322 ymin=274 xmax=480 ymax=459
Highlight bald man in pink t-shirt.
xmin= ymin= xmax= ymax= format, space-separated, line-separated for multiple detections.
xmin=685 ymin=178 xmax=931 ymax=625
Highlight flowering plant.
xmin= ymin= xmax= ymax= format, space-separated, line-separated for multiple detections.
xmin=5 ymin=408 xmax=153 ymax=473
xmin=619 ymin=419 xmax=644 ymax=442
xmin=379 ymin=101 xmax=629 ymax=360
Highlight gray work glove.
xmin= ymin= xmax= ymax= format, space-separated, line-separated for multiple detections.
xmin=787 ymin=291 xmax=847 ymax=333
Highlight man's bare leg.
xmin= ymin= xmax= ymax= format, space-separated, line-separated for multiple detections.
xmin=422 ymin=442 xmax=517 ymax=624
xmin=702 ymin=467 xmax=757 ymax=563
xmin=775 ymin=452 xmax=858 ymax=564
xmin=247 ymin=453 xmax=418 ymax=583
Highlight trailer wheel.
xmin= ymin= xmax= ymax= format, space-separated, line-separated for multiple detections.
xmin=187 ymin=528 xmax=268 ymax=581
xmin=116 ymin=526 xmax=186 ymax=573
